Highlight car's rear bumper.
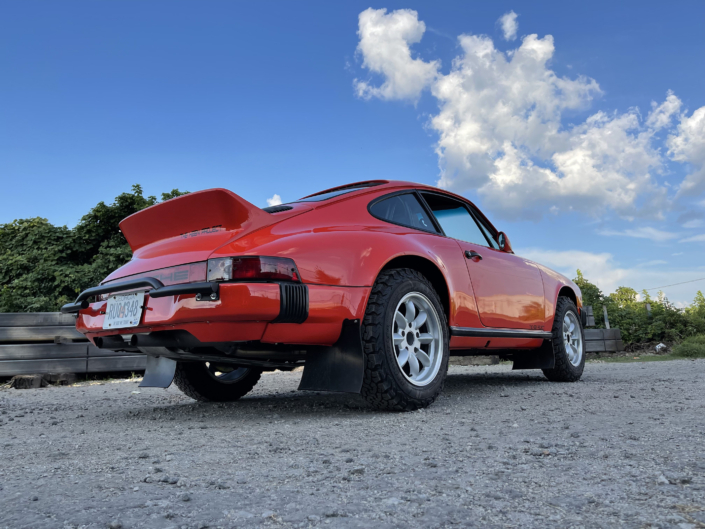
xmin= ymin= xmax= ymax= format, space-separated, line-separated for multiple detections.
xmin=75 ymin=282 xmax=371 ymax=346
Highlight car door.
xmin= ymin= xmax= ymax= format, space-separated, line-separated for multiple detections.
xmin=419 ymin=192 xmax=545 ymax=330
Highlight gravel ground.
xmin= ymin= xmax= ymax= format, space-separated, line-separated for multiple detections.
xmin=1 ymin=360 xmax=704 ymax=529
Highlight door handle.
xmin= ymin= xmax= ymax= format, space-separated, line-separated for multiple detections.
xmin=465 ymin=250 xmax=483 ymax=261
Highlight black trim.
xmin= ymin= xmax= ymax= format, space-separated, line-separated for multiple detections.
xmin=149 ymin=282 xmax=218 ymax=299
xmin=60 ymin=277 xmax=220 ymax=313
xmin=272 ymin=283 xmax=309 ymax=324
xmin=450 ymin=326 xmax=552 ymax=340
xmin=262 ymin=205 xmax=293 ymax=213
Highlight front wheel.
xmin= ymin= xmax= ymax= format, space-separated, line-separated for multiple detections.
xmin=542 ymin=296 xmax=585 ymax=382
xmin=360 ymin=268 xmax=449 ymax=411
xmin=173 ymin=362 xmax=262 ymax=402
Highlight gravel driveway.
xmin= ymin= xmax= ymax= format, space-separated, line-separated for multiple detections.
xmin=1 ymin=360 xmax=704 ymax=529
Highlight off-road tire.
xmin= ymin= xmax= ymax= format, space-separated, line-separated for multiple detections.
xmin=360 ymin=268 xmax=449 ymax=411
xmin=173 ymin=362 xmax=262 ymax=402
xmin=542 ymin=296 xmax=585 ymax=382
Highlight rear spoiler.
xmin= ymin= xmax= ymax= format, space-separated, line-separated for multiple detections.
xmin=119 ymin=188 xmax=272 ymax=252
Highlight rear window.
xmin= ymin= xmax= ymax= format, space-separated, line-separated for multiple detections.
xmin=369 ymin=193 xmax=437 ymax=233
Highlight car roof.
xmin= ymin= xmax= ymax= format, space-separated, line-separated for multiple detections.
xmin=297 ymin=180 xmax=499 ymax=234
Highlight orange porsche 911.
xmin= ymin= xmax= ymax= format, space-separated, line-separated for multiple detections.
xmin=62 ymin=181 xmax=586 ymax=410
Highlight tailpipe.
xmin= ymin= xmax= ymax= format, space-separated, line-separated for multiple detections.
xmin=130 ymin=331 xmax=200 ymax=350
xmin=94 ymin=335 xmax=140 ymax=353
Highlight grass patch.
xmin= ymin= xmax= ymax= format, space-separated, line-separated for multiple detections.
xmin=592 ymin=355 xmax=682 ymax=364
xmin=672 ymin=335 xmax=705 ymax=359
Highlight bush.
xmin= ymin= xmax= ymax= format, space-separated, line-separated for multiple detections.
xmin=672 ymin=335 xmax=705 ymax=358
xmin=0 ymin=185 xmax=187 ymax=312
xmin=574 ymin=270 xmax=705 ymax=345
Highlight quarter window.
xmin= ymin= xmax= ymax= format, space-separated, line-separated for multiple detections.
xmin=369 ymin=193 xmax=437 ymax=233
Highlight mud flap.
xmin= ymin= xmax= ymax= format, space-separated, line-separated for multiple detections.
xmin=298 ymin=319 xmax=364 ymax=393
xmin=139 ymin=353 xmax=177 ymax=388
xmin=512 ymin=340 xmax=555 ymax=370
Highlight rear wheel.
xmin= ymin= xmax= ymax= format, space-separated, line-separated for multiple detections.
xmin=360 ymin=268 xmax=449 ymax=411
xmin=542 ymin=296 xmax=585 ymax=382
xmin=173 ymin=362 xmax=262 ymax=402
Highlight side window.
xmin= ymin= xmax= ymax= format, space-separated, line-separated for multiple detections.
xmin=421 ymin=193 xmax=489 ymax=247
xmin=471 ymin=210 xmax=499 ymax=250
xmin=369 ymin=193 xmax=437 ymax=233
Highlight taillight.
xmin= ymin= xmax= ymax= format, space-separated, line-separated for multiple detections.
xmin=207 ymin=257 xmax=300 ymax=282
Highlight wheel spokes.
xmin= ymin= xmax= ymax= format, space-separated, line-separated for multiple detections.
xmin=415 ymin=349 xmax=431 ymax=367
xmin=413 ymin=310 xmax=427 ymax=329
xmin=394 ymin=311 xmax=408 ymax=330
xmin=418 ymin=333 xmax=434 ymax=344
xmin=405 ymin=300 xmax=416 ymax=323
xmin=393 ymin=333 xmax=404 ymax=346
xmin=397 ymin=348 xmax=409 ymax=368
xmin=408 ymin=352 xmax=420 ymax=377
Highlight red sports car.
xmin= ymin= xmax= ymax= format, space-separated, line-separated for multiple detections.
xmin=62 ymin=181 xmax=586 ymax=410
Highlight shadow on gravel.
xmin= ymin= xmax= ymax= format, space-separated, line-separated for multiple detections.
xmin=109 ymin=369 xmax=561 ymax=423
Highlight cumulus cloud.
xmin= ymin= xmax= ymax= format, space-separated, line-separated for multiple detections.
xmin=266 ymin=194 xmax=282 ymax=207
xmin=680 ymin=233 xmax=705 ymax=243
xmin=598 ymin=226 xmax=680 ymax=242
xmin=354 ymin=8 xmax=439 ymax=102
xmin=668 ymin=106 xmax=705 ymax=197
xmin=354 ymin=8 xmax=705 ymax=221
xmin=520 ymin=248 xmax=703 ymax=305
xmin=498 ymin=11 xmax=518 ymax=41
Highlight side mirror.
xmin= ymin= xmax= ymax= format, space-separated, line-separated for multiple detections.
xmin=498 ymin=231 xmax=513 ymax=253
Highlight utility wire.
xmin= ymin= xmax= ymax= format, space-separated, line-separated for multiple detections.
xmin=644 ymin=277 xmax=705 ymax=291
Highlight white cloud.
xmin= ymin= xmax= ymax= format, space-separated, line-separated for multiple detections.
xmin=598 ymin=226 xmax=680 ymax=242
xmin=520 ymin=248 xmax=704 ymax=305
xmin=683 ymin=219 xmax=705 ymax=228
xmin=668 ymin=106 xmax=705 ymax=197
xmin=498 ymin=11 xmax=518 ymax=41
xmin=645 ymin=90 xmax=681 ymax=129
xmin=266 ymin=194 xmax=282 ymax=207
xmin=354 ymin=8 xmax=705 ymax=221
xmin=354 ymin=8 xmax=439 ymax=102
xmin=680 ymin=233 xmax=705 ymax=243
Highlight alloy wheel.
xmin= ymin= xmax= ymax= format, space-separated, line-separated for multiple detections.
xmin=392 ymin=292 xmax=443 ymax=387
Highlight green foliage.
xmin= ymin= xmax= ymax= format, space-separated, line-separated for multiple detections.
xmin=573 ymin=274 xmax=705 ymax=345
xmin=672 ymin=334 xmax=705 ymax=358
xmin=0 ymin=185 xmax=187 ymax=312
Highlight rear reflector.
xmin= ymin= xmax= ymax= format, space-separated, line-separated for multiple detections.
xmin=207 ymin=256 xmax=300 ymax=282
xmin=99 ymin=262 xmax=208 ymax=299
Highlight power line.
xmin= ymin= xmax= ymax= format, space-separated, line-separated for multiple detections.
xmin=644 ymin=277 xmax=705 ymax=291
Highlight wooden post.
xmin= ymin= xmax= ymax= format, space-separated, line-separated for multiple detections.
xmin=603 ymin=305 xmax=610 ymax=329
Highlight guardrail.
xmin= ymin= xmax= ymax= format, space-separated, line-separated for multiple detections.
xmin=0 ymin=313 xmax=146 ymax=377
xmin=0 ymin=309 xmax=622 ymax=377
xmin=584 ymin=328 xmax=625 ymax=353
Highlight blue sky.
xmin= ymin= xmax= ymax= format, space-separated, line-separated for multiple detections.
xmin=1 ymin=1 xmax=704 ymax=304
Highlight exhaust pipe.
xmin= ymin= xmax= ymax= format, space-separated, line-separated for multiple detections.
xmin=130 ymin=332 xmax=199 ymax=350
xmin=94 ymin=335 xmax=139 ymax=352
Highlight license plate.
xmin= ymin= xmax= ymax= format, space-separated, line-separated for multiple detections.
xmin=103 ymin=292 xmax=145 ymax=330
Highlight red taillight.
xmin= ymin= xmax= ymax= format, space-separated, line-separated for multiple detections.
xmin=207 ymin=257 xmax=300 ymax=282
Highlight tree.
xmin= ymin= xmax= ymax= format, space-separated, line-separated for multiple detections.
xmin=612 ymin=286 xmax=638 ymax=307
xmin=0 ymin=185 xmax=187 ymax=312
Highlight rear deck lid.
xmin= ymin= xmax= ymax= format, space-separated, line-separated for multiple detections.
xmin=104 ymin=189 xmax=310 ymax=282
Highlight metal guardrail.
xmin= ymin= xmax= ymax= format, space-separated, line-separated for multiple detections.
xmin=0 ymin=313 xmax=146 ymax=377
xmin=0 ymin=307 xmax=622 ymax=377
xmin=584 ymin=328 xmax=625 ymax=353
